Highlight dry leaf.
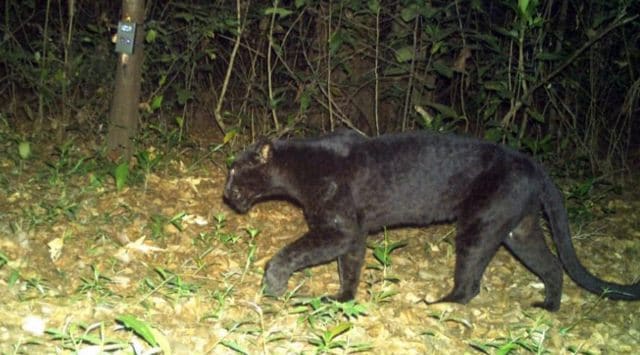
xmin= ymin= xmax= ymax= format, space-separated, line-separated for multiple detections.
xmin=47 ymin=238 xmax=64 ymax=262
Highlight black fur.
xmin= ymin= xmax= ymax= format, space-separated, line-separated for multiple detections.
xmin=223 ymin=130 xmax=640 ymax=311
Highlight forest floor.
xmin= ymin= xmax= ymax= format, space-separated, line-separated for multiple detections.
xmin=1 ymin=125 xmax=640 ymax=354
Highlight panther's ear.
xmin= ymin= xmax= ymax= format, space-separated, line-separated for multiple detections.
xmin=258 ymin=142 xmax=272 ymax=163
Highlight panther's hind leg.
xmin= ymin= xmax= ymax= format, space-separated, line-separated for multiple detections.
xmin=429 ymin=172 xmax=534 ymax=306
xmin=504 ymin=214 xmax=563 ymax=311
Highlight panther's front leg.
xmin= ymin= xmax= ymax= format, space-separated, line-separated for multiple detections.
xmin=263 ymin=206 xmax=365 ymax=298
xmin=334 ymin=233 xmax=367 ymax=301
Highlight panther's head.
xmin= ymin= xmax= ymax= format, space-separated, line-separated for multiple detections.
xmin=223 ymin=139 xmax=274 ymax=213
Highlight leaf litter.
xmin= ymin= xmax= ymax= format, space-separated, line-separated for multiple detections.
xmin=0 ymin=141 xmax=639 ymax=354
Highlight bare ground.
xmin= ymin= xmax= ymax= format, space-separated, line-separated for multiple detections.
xmin=1 ymin=139 xmax=639 ymax=354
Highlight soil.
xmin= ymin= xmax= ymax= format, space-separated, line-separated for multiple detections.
xmin=1 ymin=134 xmax=639 ymax=354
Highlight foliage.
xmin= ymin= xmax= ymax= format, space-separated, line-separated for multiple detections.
xmin=1 ymin=1 xmax=639 ymax=170
xmin=115 ymin=314 xmax=158 ymax=347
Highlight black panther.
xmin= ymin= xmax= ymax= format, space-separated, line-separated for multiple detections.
xmin=223 ymin=130 xmax=640 ymax=311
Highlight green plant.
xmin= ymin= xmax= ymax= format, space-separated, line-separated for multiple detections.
xmin=331 ymin=300 xmax=368 ymax=321
xmin=308 ymin=322 xmax=351 ymax=353
xmin=78 ymin=265 xmax=113 ymax=297
xmin=18 ymin=140 xmax=31 ymax=160
xmin=115 ymin=315 xmax=158 ymax=348
xmin=290 ymin=297 xmax=368 ymax=330
xmin=240 ymin=227 xmax=260 ymax=281
xmin=564 ymin=178 xmax=616 ymax=223
xmin=470 ymin=313 xmax=551 ymax=354
xmin=559 ymin=292 xmax=608 ymax=336
xmin=308 ymin=322 xmax=371 ymax=354
xmin=24 ymin=277 xmax=49 ymax=296
xmin=0 ymin=252 xmax=18 ymax=289
xmin=205 ymin=283 xmax=236 ymax=320
xmin=193 ymin=213 xmax=242 ymax=246
xmin=370 ymin=231 xmax=408 ymax=268
xmin=426 ymin=310 xmax=472 ymax=329
xmin=366 ymin=229 xmax=407 ymax=303
xmin=219 ymin=339 xmax=249 ymax=354
xmin=0 ymin=251 xmax=9 ymax=269
xmin=148 ymin=211 xmax=186 ymax=239
xmin=45 ymin=140 xmax=94 ymax=185
xmin=135 ymin=148 xmax=162 ymax=190
xmin=47 ymin=321 xmax=128 ymax=353
xmin=144 ymin=267 xmax=198 ymax=298
xmin=112 ymin=162 xmax=129 ymax=192
xmin=215 ymin=213 xmax=240 ymax=245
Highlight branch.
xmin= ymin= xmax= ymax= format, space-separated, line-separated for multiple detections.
xmin=214 ymin=0 xmax=247 ymax=133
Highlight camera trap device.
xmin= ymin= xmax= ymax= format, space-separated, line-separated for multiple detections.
xmin=115 ymin=21 xmax=136 ymax=54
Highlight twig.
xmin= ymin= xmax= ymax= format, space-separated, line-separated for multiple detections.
xmin=214 ymin=0 xmax=247 ymax=133
xmin=327 ymin=0 xmax=334 ymax=130
xmin=267 ymin=0 xmax=280 ymax=131
xmin=373 ymin=3 xmax=380 ymax=135
xmin=401 ymin=15 xmax=419 ymax=132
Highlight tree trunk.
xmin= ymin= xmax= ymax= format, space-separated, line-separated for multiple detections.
xmin=106 ymin=0 xmax=145 ymax=161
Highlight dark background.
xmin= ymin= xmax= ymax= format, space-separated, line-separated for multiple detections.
xmin=1 ymin=0 xmax=639 ymax=175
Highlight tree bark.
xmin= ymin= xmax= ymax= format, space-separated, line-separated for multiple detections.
xmin=106 ymin=0 xmax=145 ymax=161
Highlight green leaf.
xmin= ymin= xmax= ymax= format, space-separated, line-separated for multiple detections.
xmin=526 ymin=108 xmax=545 ymax=123
xmin=394 ymin=46 xmax=414 ymax=63
xmin=136 ymin=150 xmax=149 ymax=165
xmin=425 ymin=102 xmax=459 ymax=119
xmin=337 ymin=301 xmax=368 ymax=319
xmin=221 ymin=340 xmax=248 ymax=354
xmin=387 ymin=241 xmax=409 ymax=253
xmin=0 ymin=251 xmax=8 ymax=267
xmin=175 ymin=115 xmax=184 ymax=128
xmin=471 ymin=33 xmax=501 ymax=52
xmin=294 ymin=0 xmax=307 ymax=8
xmin=493 ymin=26 xmax=519 ymax=40
xmin=483 ymin=81 xmax=507 ymax=91
xmin=326 ymin=322 xmax=352 ymax=341
xmin=169 ymin=212 xmax=186 ymax=231
xmin=223 ymin=130 xmax=237 ymax=144
xmin=400 ymin=4 xmax=418 ymax=22
xmin=328 ymin=31 xmax=344 ymax=55
xmin=518 ymin=0 xmax=530 ymax=17
xmin=8 ymin=270 xmax=20 ymax=287
xmin=484 ymin=127 xmax=504 ymax=143
xmin=269 ymin=95 xmax=283 ymax=109
xmin=368 ymin=0 xmax=380 ymax=13
xmin=116 ymin=315 xmax=158 ymax=347
xmin=518 ymin=0 xmax=539 ymax=24
xmin=158 ymin=74 xmax=167 ymax=87
xmin=177 ymin=88 xmax=193 ymax=105
xmin=383 ymin=65 xmax=412 ymax=76
xmin=264 ymin=7 xmax=293 ymax=18
xmin=150 ymin=95 xmax=163 ymax=111
xmin=483 ymin=81 xmax=511 ymax=99
xmin=432 ymin=61 xmax=453 ymax=79
xmin=175 ymin=12 xmax=194 ymax=22
xmin=18 ymin=141 xmax=31 ymax=159
xmin=114 ymin=163 xmax=129 ymax=192
xmin=300 ymin=89 xmax=311 ymax=113
xmin=497 ymin=342 xmax=520 ymax=355
xmin=269 ymin=39 xmax=283 ymax=57
xmin=535 ymin=51 xmax=564 ymax=61
xmin=145 ymin=29 xmax=157 ymax=43
xmin=373 ymin=247 xmax=390 ymax=266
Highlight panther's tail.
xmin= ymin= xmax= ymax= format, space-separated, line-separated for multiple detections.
xmin=540 ymin=171 xmax=640 ymax=300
